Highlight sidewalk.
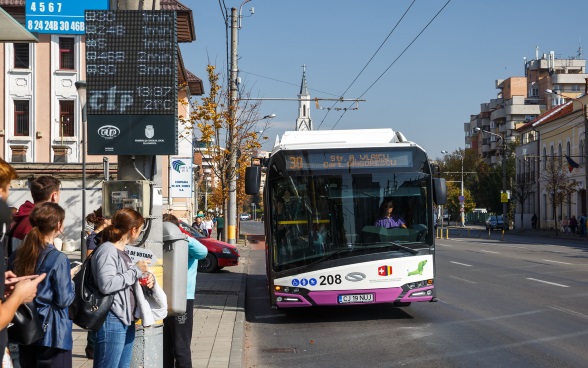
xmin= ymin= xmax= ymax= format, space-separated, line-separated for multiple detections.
xmin=66 ymin=236 xmax=251 ymax=368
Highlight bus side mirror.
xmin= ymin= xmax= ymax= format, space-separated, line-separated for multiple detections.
xmin=433 ymin=178 xmax=447 ymax=205
xmin=245 ymin=166 xmax=261 ymax=195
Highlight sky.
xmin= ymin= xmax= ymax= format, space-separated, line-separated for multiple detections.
xmin=180 ymin=0 xmax=588 ymax=159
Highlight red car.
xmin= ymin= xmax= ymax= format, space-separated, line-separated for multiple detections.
xmin=179 ymin=221 xmax=240 ymax=273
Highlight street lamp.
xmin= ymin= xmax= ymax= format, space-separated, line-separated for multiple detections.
xmin=75 ymin=80 xmax=88 ymax=261
xmin=474 ymin=127 xmax=507 ymax=229
xmin=545 ymin=89 xmax=588 ymax=216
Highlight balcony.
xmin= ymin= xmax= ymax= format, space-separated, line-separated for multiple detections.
xmin=491 ymin=108 xmax=506 ymax=121
xmin=505 ymin=104 xmax=541 ymax=116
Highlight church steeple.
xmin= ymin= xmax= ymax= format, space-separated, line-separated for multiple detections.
xmin=296 ymin=65 xmax=312 ymax=131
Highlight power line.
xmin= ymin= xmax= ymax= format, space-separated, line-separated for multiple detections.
xmin=239 ymin=70 xmax=340 ymax=97
xmin=331 ymin=0 xmax=453 ymax=130
xmin=317 ymin=0 xmax=417 ymax=130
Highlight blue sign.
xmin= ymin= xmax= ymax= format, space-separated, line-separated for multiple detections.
xmin=309 ymin=278 xmax=317 ymax=286
xmin=300 ymin=278 xmax=308 ymax=287
xmin=26 ymin=0 xmax=109 ymax=34
xmin=291 ymin=279 xmax=299 ymax=287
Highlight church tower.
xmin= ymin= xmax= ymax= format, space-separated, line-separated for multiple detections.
xmin=295 ymin=65 xmax=312 ymax=131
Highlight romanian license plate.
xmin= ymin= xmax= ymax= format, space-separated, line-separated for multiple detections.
xmin=338 ymin=293 xmax=374 ymax=304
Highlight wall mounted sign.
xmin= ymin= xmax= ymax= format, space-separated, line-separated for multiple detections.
xmin=26 ymin=0 xmax=109 ymax=34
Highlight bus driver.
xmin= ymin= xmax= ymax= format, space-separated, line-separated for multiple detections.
xmin=375 ymin=199 xmax=407 ymax=229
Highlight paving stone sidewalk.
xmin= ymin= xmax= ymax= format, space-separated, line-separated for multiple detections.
xmin=68 ymin=241 xmax=250 ymax=368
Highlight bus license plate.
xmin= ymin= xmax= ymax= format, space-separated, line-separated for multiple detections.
xmin=338 ymin=293 xmax=374 ymax=304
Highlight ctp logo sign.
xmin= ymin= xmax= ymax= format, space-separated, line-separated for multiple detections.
xmin=97 ymin=125 xmax=120 ymax=139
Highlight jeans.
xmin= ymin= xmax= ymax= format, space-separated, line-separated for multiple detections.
xmin=93 ymin=312 xmax=135 ymax=368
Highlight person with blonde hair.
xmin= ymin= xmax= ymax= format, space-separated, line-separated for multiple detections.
xmin=10 ymin=202 xmax=74 ymax=367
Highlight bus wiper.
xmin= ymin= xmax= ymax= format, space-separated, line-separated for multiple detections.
xmin=370 ymin=242 xmax=419 ymax=255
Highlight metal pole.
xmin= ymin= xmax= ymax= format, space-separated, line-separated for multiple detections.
xmin=584 ymin=105 xmax=588 ymax=220
xmin=502 ymin=139 xmax=507 ymax=230
xmin=204 ymin=177 xmax=208 ymax=213
xmin=460 ymin=155 xmax=464 ymax=227
xmin=81 ymin=104 xmax=87 ymax=261
xmin=227 ymin=7 xmax=238 ymax=244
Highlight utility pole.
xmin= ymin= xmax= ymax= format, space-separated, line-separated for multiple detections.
xmin=227 ymin=7 xmax=239 ymax=244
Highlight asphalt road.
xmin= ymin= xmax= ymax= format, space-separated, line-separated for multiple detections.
xmin=243 ymin=234 xmax=588 ymax=368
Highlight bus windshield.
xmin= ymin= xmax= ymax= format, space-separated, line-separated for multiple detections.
xmin=268 ymin=166 xmax=433 ymax=272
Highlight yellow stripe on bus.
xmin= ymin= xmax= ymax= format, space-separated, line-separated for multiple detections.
xmin=277 ymin=220 xmax=330 ymax=225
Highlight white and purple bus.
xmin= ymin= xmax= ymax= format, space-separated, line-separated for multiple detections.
xmin=245 ymin=129 xmax=447 ymax=308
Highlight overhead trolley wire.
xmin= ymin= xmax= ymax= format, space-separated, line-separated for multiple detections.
xmin=317 ymin=0 xmax=417 ymax=130
xmin=331 ymin=0 xmax=453 ymax=130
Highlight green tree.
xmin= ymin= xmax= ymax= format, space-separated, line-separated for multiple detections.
xmin=542 ymin=155 xmax=579 ymax=235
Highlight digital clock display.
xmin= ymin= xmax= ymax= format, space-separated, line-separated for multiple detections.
xmin=85 ymin=10 xmax=177 ymax=115
xmin=284 ymin=150 xmax=413 ymax=171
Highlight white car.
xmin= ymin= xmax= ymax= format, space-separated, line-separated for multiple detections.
xmin=240 ymin=213 xmax=251 ymax=221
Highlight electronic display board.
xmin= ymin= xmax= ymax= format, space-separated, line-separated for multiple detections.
xmin=26 ymin=0 xmax=109 ymax=34
xmin=284 ymin=150 xmax=413 ymax=170
xmin=85 ymin=10 xmax=177 ymax=116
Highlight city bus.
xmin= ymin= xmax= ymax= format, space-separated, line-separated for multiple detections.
xmin=245 ymin=128 xmax=446 ymax=308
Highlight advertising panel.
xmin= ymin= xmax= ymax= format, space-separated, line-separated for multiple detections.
xmin=169 ymin=158 xmax=193 ymax=198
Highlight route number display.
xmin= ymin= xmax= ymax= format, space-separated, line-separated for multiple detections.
xmin=26 ymin=0 xmax=109 ymax=34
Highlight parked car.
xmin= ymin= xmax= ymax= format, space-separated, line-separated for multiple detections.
xmin=486 ymin=215 xmax=504 ymax=231
xmin=240 ymin=213 xmax=251 ymax=221
xmin=179 ymin=221 xmax=240 ymax=272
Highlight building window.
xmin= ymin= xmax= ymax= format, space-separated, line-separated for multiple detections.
xmin=59 ymin=37 xmax=75 ymax=69
xmin=567 ymin=141 xmax=571 ymax=157
xmin=543 ymin=147 xmax=547 ymax=170
xmin=59 ymin=100 xmax=74 ymax=137
xmin=558 ymin=143 xmax=562 ymax=159
xmin=13 ymin=43 xmax=29 ymax=69
xmin=581 ymin=140 xmax=585 ymax=163
xmin=14 ymin=100 xmax=30 ymax=136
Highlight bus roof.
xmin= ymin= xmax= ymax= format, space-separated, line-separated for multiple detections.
xmin=272 ymin=128 xmax=420 ymax=152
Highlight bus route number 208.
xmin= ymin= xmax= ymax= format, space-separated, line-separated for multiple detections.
xmin=320 ymin=274 xmax=342 ymax=285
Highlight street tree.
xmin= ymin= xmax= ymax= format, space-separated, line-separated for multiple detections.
xmin=511 ymin=177 xmax=533 ymax=230
xmin=182 ymin=65 xmax=271 ymax=223
xmin=541 ymin=155 xmax=579 ymax=235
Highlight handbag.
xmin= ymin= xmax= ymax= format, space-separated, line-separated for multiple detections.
xmin=7 ymin=250 xmax=55 ymax=345
xmin=69 ymin=248 xmax=114 ymax=331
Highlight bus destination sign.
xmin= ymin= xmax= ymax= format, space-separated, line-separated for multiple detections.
xmin=85 ymin=10 xmax=178 ymax=116
xmin=285 ymin=151 xmax=413 ymax=171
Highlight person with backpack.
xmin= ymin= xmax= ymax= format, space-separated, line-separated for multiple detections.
xmin=9 ymin=202 xmax=75 ymax=368
xmin=91 ymin=208 xmax=153 ymax=368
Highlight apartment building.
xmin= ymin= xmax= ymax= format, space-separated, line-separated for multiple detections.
xmin=467 ymin=49 xmax=587 ymax=165
xmin=1 ymin=0 xmax=203 ymax=247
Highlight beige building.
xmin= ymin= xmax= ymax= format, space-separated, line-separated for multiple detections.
xmin=1 ymin=0 xmax=203 ymax=247
xmin=515 ymin=92 xmax=588 ymax=229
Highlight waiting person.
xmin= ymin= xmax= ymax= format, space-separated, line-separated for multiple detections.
xmin=569 ymin=215 xmax=578 ymax=235
xmin=191 ymin=214 xmax=206 ymax=236
xmin=83 ymin=207 xmax=111 ymax=359
xmin=561 ymin=216 xmax=569 ymax=233
xmin=204 ymin=214 xmax=213 ymax=237
xmin=375 ymin=199 xmax=407 ymax=229
xmin=531 ymin=214 xmax=537 ymax=230
xmin=10 ymin=176 xmax=61 ymax=254
xmin=579 ymin=213 xmax=587 ymax=237
xmin=0 ymin=158 xmax=48 ymax=366
xmin=162 ymin=214 xmax=208 ymax=368
xmin=91 ymin=208 xmax=153 ymax=368
xmin=10 ymin=202 xmax=75 ymax=368
xmin=85 ymin=207 xmax=111 ymax=257
xmin=215 ymin=214 xmax=225 ymax=241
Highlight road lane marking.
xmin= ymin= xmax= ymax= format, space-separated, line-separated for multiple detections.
xmin=542 ymin=259 xmax=573 ymax=265
xmin=548 ymin=305 xmax=588 ymax=320
xmin=450 ymin=261 xmax=472 ymax=267
xmin=449 ymin=275 xmax=476 ymax=284
xmin=479 ymin=249 xmax=500 ymax=254
xmin=526 ymin=277 xmax=569 ymax=287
